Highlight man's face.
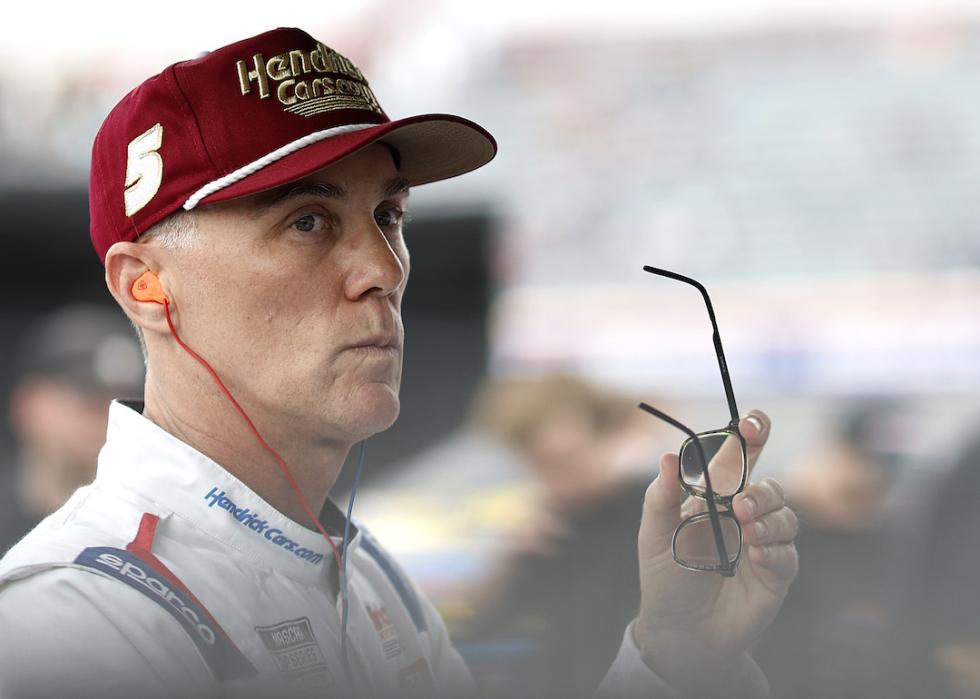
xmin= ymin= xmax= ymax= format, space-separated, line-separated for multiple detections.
xmin=162 ymin=144 xmax=410 ymax=444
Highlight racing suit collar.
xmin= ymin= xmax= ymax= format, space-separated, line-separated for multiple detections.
xmin=96 ymin=399 xmax=359 ymax=586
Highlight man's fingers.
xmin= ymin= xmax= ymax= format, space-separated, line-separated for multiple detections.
xmin=742 ymin=506 xmax=798 ymax=546
xmin=701 ymin=431 xmax=745 ymax=491
xmin=747 ymin=542 xmax=799 ymax=583
xmin=638 ymin=452 xmax=682 ymax=556
xmin=733 ymin=477 xmax=785 ymax=522
xmin=739 ymin=410 xmax=771 ymax=477
xmin=693 ymin=410 xmax=770 ymax=490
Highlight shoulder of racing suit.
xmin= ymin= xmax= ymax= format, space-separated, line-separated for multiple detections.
xmin=0 ymin=483 xmax=258 ymax=683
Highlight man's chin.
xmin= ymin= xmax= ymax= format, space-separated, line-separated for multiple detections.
xmin=342 ymin=382 xmax=401 ymax=438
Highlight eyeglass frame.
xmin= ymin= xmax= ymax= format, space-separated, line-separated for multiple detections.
xmin=637 ymin=265 xmax=748 ymax=577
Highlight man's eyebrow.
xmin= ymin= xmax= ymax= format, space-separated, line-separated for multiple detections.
xmin=251 ymin=177 xmax=409 ymax=217
xmin=383 ymin=177 xmax=411 ymax=198
xmin=260 ymin=182 xmax=345 ymax=210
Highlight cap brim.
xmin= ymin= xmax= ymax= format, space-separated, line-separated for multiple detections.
xmin=191 ymin=113 xmax=496 ymax=208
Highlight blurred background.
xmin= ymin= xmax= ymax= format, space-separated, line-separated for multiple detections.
xmin=2 ymin=1 xmax=980 ymax=697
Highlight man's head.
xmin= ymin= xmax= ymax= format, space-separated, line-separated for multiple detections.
xmin=92 ymin=28 xmax=495 ymax=445
xmin=107 ymin=143 xmax=410 ymax=442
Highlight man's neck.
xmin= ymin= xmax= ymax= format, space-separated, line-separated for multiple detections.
xmin=141 ymin=376 xmax=352 ymax=531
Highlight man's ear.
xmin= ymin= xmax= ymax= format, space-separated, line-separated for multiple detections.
xmin=104 ymin=241 xmax=170 ymax=338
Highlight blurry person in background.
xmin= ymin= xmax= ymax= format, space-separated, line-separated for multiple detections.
xmin=902 ymin=426 xmax=980 ymax=699
xmin=459 ymin=375 xmax=666 ymax=699
xmin=752 ymin=402 xmax=906 ymax=698
xmin=1 ymin=304 xmax=144 ymax=554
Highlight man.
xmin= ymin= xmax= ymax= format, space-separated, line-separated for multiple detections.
xmin=460 ymin=375 xmax=665 ymax=698
xmin=0 ymin=28 xmax=797 ymax=698
xmin=1 ymin=304 xmax=144 ymax=556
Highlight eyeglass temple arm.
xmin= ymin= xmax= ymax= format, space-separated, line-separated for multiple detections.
xmin=642 ymin=266 xmax=740 ymax=425
xmin=637 ymin=402 xmax=735 ymax=575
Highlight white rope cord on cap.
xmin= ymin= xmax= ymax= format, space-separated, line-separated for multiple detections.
xmin=183 ymin=123 xmax=378 ymax=210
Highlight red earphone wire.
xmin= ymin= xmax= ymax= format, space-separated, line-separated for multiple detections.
xmin=162 ymin=300 xmax=345 ymax=575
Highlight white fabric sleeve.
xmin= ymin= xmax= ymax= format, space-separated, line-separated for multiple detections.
xmin=0 ymin=568 xmax=213 ymax=698
xmin=417 ymin=589 xmax=479 ymax=699
xmin=595 ymin=620 xmax=682 ymax=698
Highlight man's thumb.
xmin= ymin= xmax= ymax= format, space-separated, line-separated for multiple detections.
xmin=638 ymin=452 xmax=683 ymax=557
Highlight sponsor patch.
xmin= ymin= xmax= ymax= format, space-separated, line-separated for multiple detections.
xmin=399 ymin=658 xmax=435 ymax=696
xmin=360 ymin=532 xmax=427 ymax=633
xmin=255 ymin=617 xmax=332 ymax=688
xmin=204 ymin=487 xmax=325 ymax=565
xmin=74 ymin=546 xmax=256 ymax=681
xmin=367 ymin=604 xmax=403 ymax=660
xmin=235 ymin=42 xmax=382 ymax=118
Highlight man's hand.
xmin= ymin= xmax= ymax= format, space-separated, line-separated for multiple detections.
xmin=633 ymin=410 xmax=798 ymax=697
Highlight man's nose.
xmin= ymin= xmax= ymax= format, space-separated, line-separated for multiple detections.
xmin=343 ymin=217 xmax=407 ymax=301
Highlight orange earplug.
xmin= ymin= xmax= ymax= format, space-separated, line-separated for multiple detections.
xmin=132 ymin=271 xmax=169 ymax=304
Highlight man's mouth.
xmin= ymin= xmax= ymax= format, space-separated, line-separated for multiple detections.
xmin=345 ymin=334 xmax=402 ymax=355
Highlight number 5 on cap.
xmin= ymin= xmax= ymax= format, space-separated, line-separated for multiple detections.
xmin=124 ymin=123 xmax=164 ymax=216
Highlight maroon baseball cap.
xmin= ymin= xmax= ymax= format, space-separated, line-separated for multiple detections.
xmin=89 ymin=27 xmax=497 ymax=264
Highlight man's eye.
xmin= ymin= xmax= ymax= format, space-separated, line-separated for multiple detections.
xmin=375 ymin=207 xmax=404 ymax=228
xmin=292 ymin=212 xmax=326 ymax=234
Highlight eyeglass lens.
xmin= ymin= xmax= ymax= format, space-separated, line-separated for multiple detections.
xmin=674 ymin=512 xmax=742 ymax=569
xmin=678 ymin=430 xmax=747 ymax=499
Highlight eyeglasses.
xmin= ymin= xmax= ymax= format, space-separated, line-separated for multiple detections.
xmin=638 ymin=266 xmax=747 ymax=577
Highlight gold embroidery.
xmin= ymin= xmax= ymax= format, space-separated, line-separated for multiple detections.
xmin=277 ymin=80 xmax=297 ymax=106
xmin=284 ymin=96 xmax=377 ymax=117
xmin=265 ymin=55 xmax=291 ymax=82
xmin=236 ymin=60 xmax=250 ymax=95
xmin=237 ymin=54 xmax=270 ymax=99
xmin=234 ymin=41 xmax=381 ymax=116
xmin=288 ymin=49 xmax=310 ymax=75
xmin=335 ymin=79 xmax=358 ymax=96
xmin=310 ymin=78 xmax=331 ymax=98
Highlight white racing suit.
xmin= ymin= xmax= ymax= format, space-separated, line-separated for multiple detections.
xmin=0 ymin=400 xmax=678 ymax=698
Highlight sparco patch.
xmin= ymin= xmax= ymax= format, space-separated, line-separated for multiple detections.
xmin=74 ymin=546 xmax=256 ymax=681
